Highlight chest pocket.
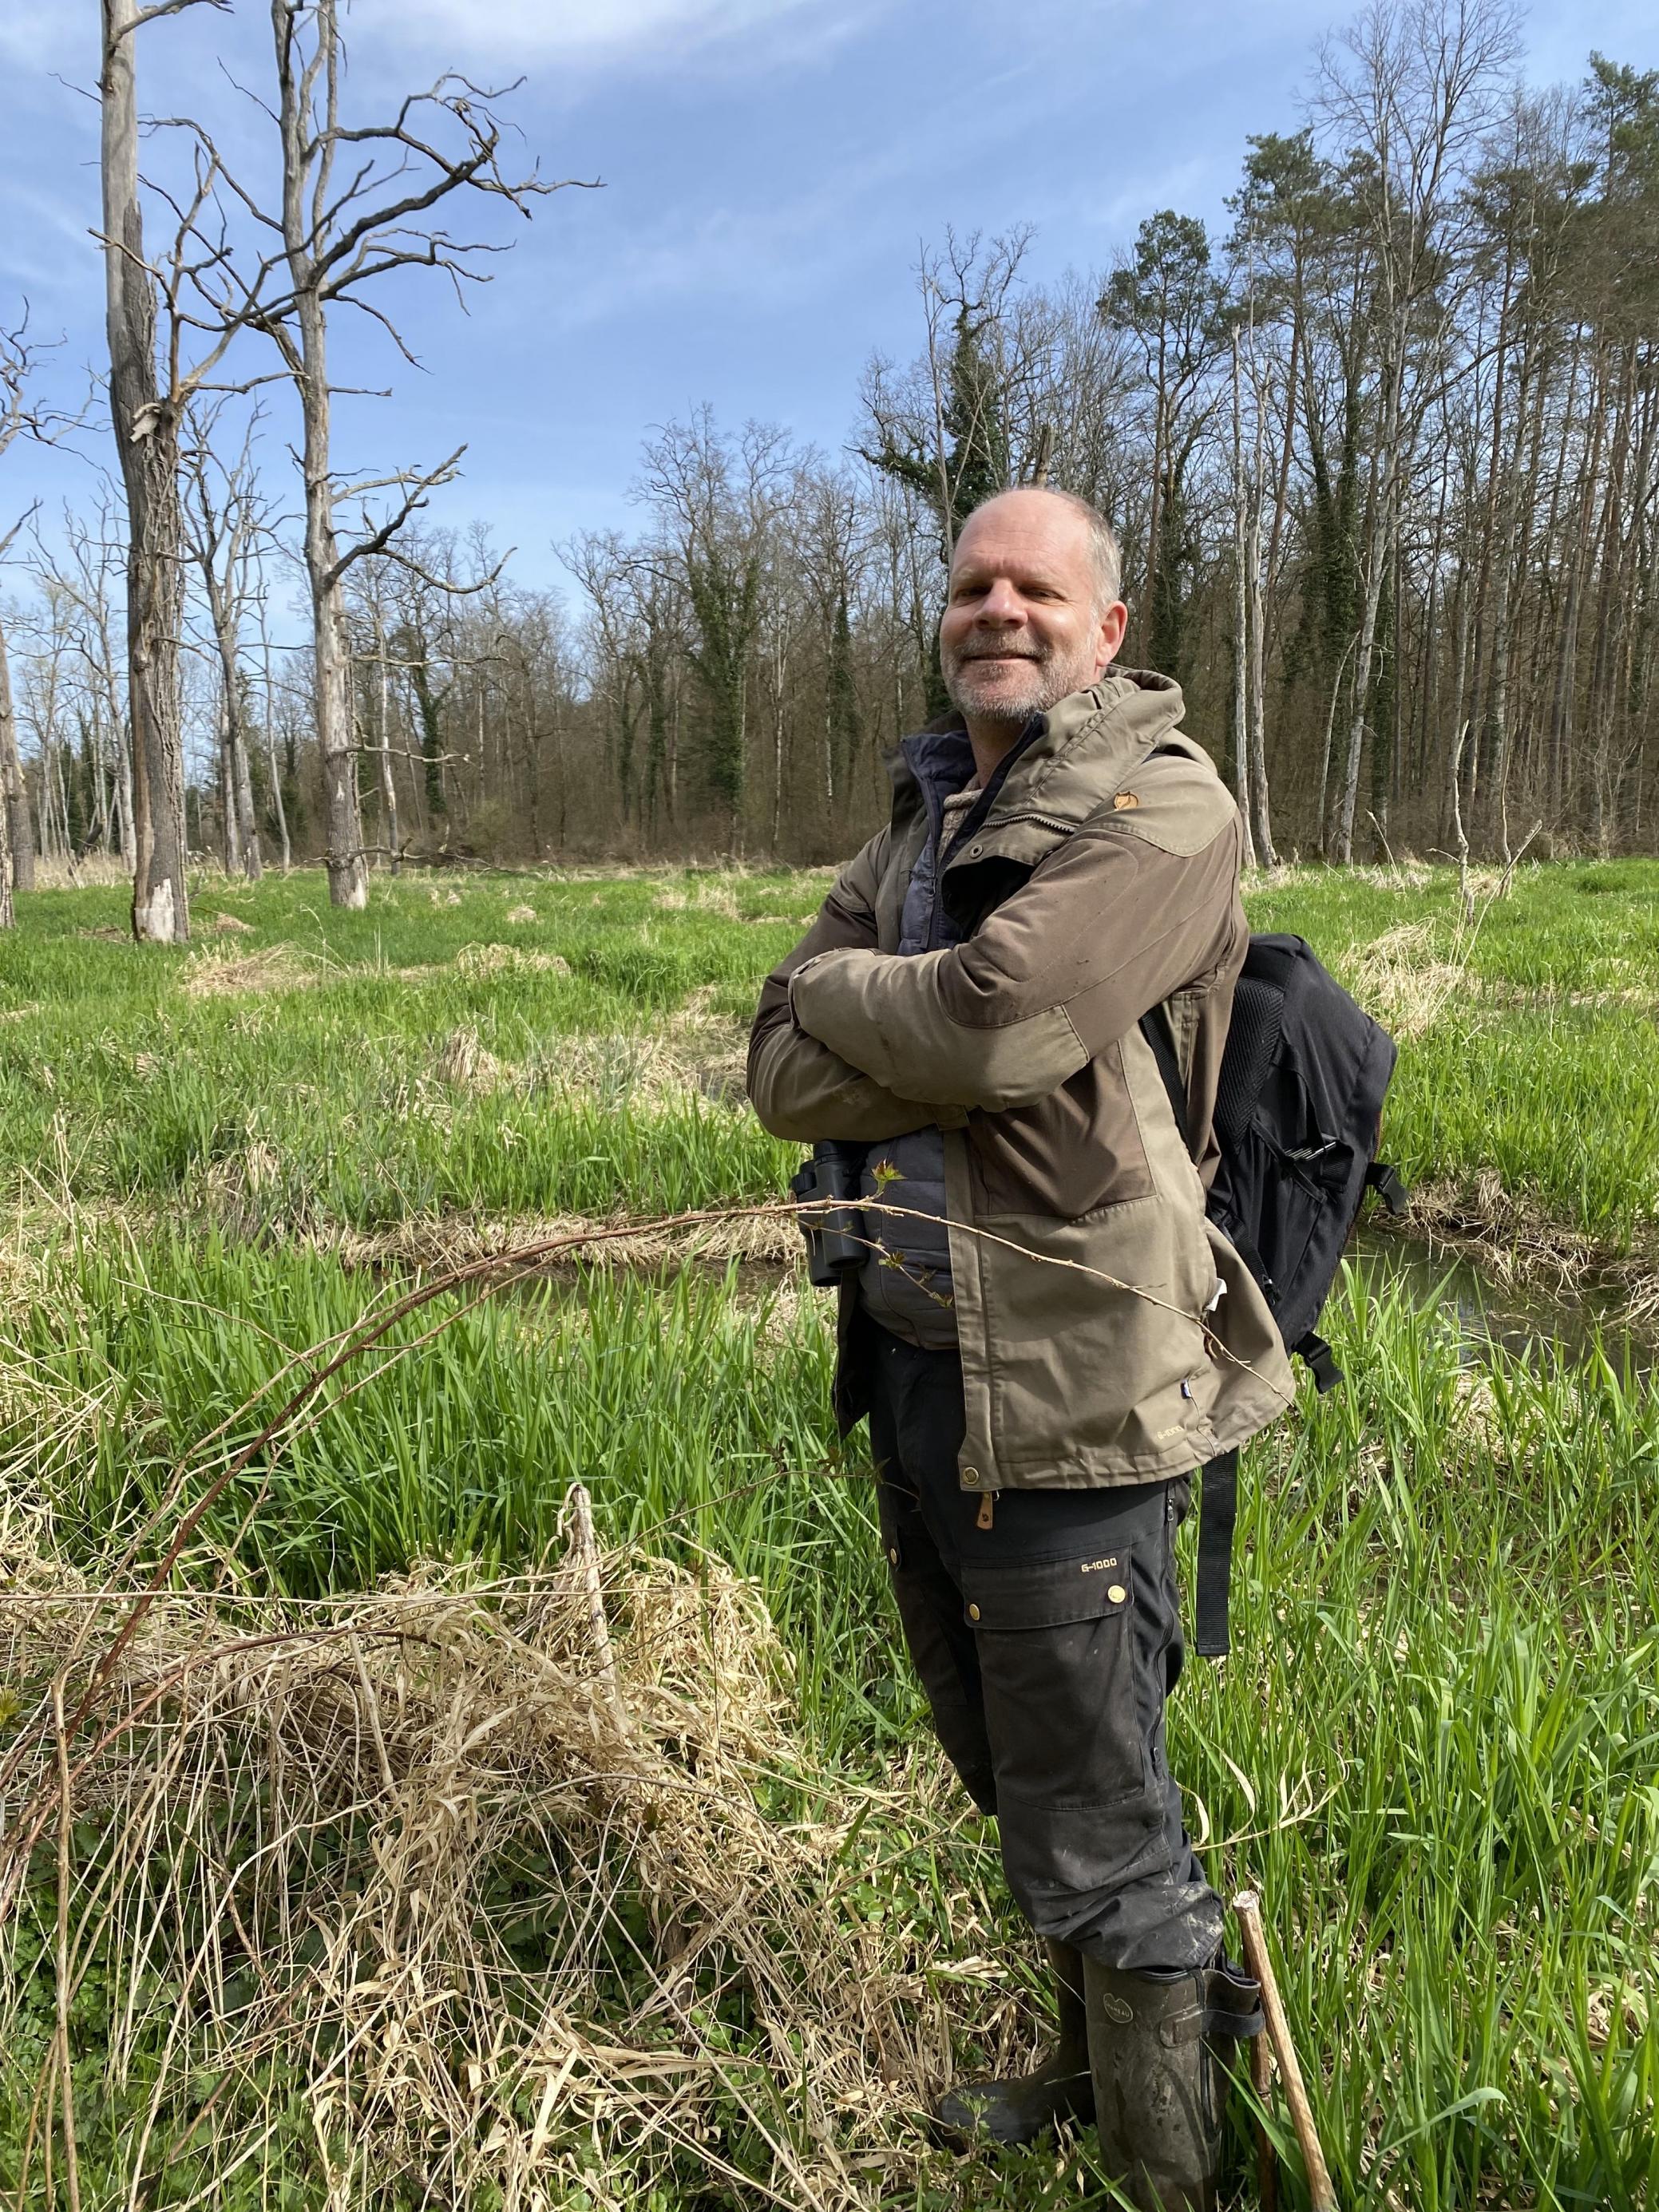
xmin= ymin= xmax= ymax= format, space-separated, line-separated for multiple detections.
xmin=940 ymin=853 xmax=1034 ymax=940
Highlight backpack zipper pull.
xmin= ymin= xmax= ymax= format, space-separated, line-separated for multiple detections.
xmin=976 ymin=1491 xmax=996 ymax=1532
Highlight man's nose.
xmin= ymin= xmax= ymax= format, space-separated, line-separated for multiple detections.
xmin=975 ymin=579 xmax=1026 ymax=625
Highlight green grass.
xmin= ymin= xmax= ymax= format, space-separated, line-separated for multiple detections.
xmin=5 ymin=859 xmax=1659 ymax=1250
xmin=2 ymin=861 xmax=1657 ymax=2208
xmin=4 ymin=1236 xmax=1656 ymax=2206
xmin=0 ymin=869 xmax=802 ymax=1226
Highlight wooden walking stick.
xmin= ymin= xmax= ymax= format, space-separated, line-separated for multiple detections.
xmin=1233 ymin=1889 xmax=1336 ymax=2212
xmin=1249 ymin=2022 xmax=1277 ymax=2212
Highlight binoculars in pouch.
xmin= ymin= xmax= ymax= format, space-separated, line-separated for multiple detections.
xmin=788 ymin=1141 xmax=869 ymax=1286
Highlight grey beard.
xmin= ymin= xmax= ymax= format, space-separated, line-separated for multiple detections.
xmin=942 ymin=644 xmax=1093 ymax=726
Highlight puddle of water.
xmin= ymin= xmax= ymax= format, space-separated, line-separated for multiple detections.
xmin=1348 ymin=1224 xmax=1649 ymax=1379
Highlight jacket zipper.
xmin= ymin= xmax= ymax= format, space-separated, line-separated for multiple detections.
xmin=980 ymin=810 xmax=1079 ymax=838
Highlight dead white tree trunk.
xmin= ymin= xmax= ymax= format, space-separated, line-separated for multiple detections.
xmin=263 ymin=0 xmax=571 ymax=906
xmin=271 ymin=51 xmax=366 ymax=911
xmin=0 ymin=611 xmax=28 ymax=913
xmin=100 ymin=0 xmax=192 ymax=942
xmin=217 ymin=683 xmax=241 ymax=875
xmin=371 ymin=602 xmax=401 ymax=871
xmin=184 ymin=406 xmax=268 ymax=881
xmin=232 ymin=699 xmax=260 ymax=879
xmin=258 ymin=617 xmax=291 ymax=873
xmin=0 ymin=333 xmax=51 ymax=905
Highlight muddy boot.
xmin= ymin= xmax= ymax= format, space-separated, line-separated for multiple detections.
xmin=935 ymin=1940 xmax=1095 ymax=2147
xmin=1082 ymin=1956 xmax=1262 ymax=2210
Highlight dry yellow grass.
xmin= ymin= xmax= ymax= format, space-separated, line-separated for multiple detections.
xmin=0 ymin=1523 xmax=1002 ymax=2209
xmin=180 ymin=943 xmax=319 ymax=999
xmin=328 ymin=1205 xmax=799 ymax=1276
xmin=453 ymin=941 xmax=572 ymax=980
xmin=1347 ymin=921 xmax=1476 ymax=1038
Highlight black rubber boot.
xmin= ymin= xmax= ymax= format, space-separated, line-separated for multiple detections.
xmin=1082 ymin=1956 xmax=1263 ymax=2210
xmin=935 ymin=1940 xmax=1095 ymax=2147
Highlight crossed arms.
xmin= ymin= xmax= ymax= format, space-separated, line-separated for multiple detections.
xmin=746 ymin=813 xmax=1244 ymax=1141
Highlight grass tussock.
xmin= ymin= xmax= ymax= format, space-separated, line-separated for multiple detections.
xmin=1 ymin=1532 xmax=977 ymax=2210
xmin=452 ymin=941 xmax=572 ymax=980
xmin=329 ymin=1204 xmax=798 ymax=1276
xmin=180 ymin=943 xmax=319 ymax=1000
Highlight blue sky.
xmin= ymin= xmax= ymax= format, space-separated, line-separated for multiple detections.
xmin=2 ymin=0 xmax=1656 ymax=599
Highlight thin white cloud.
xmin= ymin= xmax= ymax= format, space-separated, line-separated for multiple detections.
xmin=527 ymin=125 xmax=932 ymax=332
xmin=353 ymin=0 xmax=873 ymax=73
xmin=0 ymin=182 xmax=97 ymax=299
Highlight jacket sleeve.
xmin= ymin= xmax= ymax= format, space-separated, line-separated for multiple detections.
xmin=789 ymin=816 xmax=1243 ymax=1114
xmin=746 ymin=831 xmax=967 ymax=1142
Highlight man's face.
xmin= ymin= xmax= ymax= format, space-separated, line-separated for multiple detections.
xmin=939 ymin=492 xmax=1126 ymax=730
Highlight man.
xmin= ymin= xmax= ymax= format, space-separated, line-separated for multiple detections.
xmin=746 ymin=487 xmax=1293 ymax=2210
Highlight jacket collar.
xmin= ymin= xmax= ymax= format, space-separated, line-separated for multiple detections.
xmin=980 ymin=669 xmax=1187 ymax=825
xmin=888 ymin=667 xmax=1191 ymax=869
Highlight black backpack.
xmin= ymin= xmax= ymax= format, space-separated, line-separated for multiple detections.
xmin=1140 ymin=932 xmax=1407 ymax=1654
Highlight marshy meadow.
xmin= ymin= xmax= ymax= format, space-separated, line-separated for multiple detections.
xmin=0 ymin=858 xmax=1655 ymax=2210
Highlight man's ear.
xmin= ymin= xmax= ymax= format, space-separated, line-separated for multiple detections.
xmin=1095 ymin=599 xmax=1128 ymax=675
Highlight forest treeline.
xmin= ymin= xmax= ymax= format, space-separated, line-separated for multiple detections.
xmin=2 ymin=0 xmax=1657 ymax=923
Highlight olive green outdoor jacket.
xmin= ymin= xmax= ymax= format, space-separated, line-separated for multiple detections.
xmin=746 ymin=668 xmax=1294 ymax=1492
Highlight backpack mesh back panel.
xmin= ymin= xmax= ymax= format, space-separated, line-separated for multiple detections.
xmin=1139 ymin=934 xmax=1404 ymax=1658
xmin=1145 ymin=932 xmax=1403 ymax=1371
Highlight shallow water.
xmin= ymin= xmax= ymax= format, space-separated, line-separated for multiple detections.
xmin=1348 ymin=1222 xmax=1649 ymax=1378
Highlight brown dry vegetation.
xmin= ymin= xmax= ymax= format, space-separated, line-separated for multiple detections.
xmin=0 ymin=1529 xmax=1012 ymax=2210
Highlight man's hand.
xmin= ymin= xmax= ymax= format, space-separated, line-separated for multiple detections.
xmin=746 ymin=833 xmax=968 ymax=1142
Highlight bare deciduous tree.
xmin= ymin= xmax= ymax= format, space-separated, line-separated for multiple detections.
xmin=0 ymin=311 xmax=58 ymax=921
xmin=1316 ymin=0 xmax=1520 ymax=861
xmin=244 ymin=1 xmax=579 ymax=906
xmin=100 ymin=0 xmax=203 ymax=940
xmin=27 ymin=498 xmax=136 ymax=865
xmin=182 ymin=400 xmax=276 ymax=878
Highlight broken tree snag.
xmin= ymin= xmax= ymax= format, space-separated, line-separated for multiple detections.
xmin=564 ymin=1482 xmax=631 ymax=1747
xmin=1233 ymin=1889 xmax=1336 ymax=2212
xmin=101 ymin=0 xmax=192 ymax=944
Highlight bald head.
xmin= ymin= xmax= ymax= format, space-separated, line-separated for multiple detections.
xmin=940 ymin=487 xmax=1129 ymax=774
xmin=958 ymin=488 xmax=1123 ymax=611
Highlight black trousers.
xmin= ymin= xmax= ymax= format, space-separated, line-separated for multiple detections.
xmin=867 ymin=1331 xmax=1224 ymax=1975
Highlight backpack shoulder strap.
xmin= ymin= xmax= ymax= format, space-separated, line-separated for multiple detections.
xmin=1138 ymin=1004 xmax=1193 ymax=1152
xmin=1195 ymin=1448 xmax=1239 ymax=1658
xmin=1139 ymin=1012 xmax=1237 ymax=1659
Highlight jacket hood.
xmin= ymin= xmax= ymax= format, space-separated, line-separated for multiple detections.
xmin=890 ymin=668 xmax=1192 ymax=817
xmin=982 ymin=667 xmax=1192 ymax=829
xmin=887 ymin=668 xmax=1218 ymax=881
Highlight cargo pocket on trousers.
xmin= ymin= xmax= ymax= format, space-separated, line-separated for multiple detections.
xmin=960 ymin=1553 xmax=1147 ymax=1810
xmin=874 ymin=1483 xmax=995 ymax=1802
